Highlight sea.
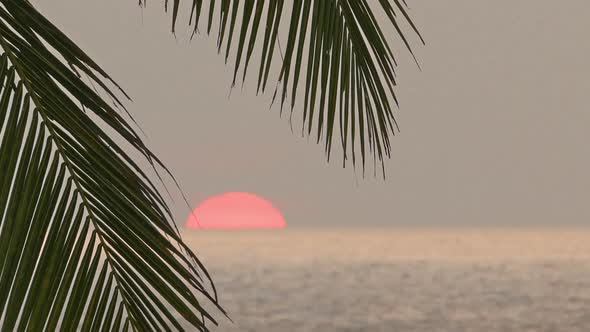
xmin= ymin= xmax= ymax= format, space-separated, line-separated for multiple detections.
xmin=181 ymin=228 xmax=590 ymax=332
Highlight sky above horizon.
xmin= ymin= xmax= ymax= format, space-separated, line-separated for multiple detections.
xmin=35 ymin=0 xmax=590 ymax=227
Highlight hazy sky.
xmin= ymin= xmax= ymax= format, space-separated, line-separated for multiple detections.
xmin=36 ymin=0 xmax=590 ymax=227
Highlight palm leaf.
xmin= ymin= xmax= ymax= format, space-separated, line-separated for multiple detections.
xmin=160 ymin=0 xmax=423 ymax=174
xmin=0 ymin=1 xmax=223 ymax=330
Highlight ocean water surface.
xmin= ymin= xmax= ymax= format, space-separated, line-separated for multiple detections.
xmin=182 ymin=228 xmax=590 ymax=332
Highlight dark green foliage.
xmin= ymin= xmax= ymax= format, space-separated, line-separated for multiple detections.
xmin=163 ymin=0 xmax=423 ymax=172
xmin=0 ymin=1 xmax=222 ymax=330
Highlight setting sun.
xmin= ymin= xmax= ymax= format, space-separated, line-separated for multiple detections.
xmin=186 ymin=192 xmax=287 ymax=230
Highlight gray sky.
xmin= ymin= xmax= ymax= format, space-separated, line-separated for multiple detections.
xmin=36 ymin=0 xmax=590 ymax=227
